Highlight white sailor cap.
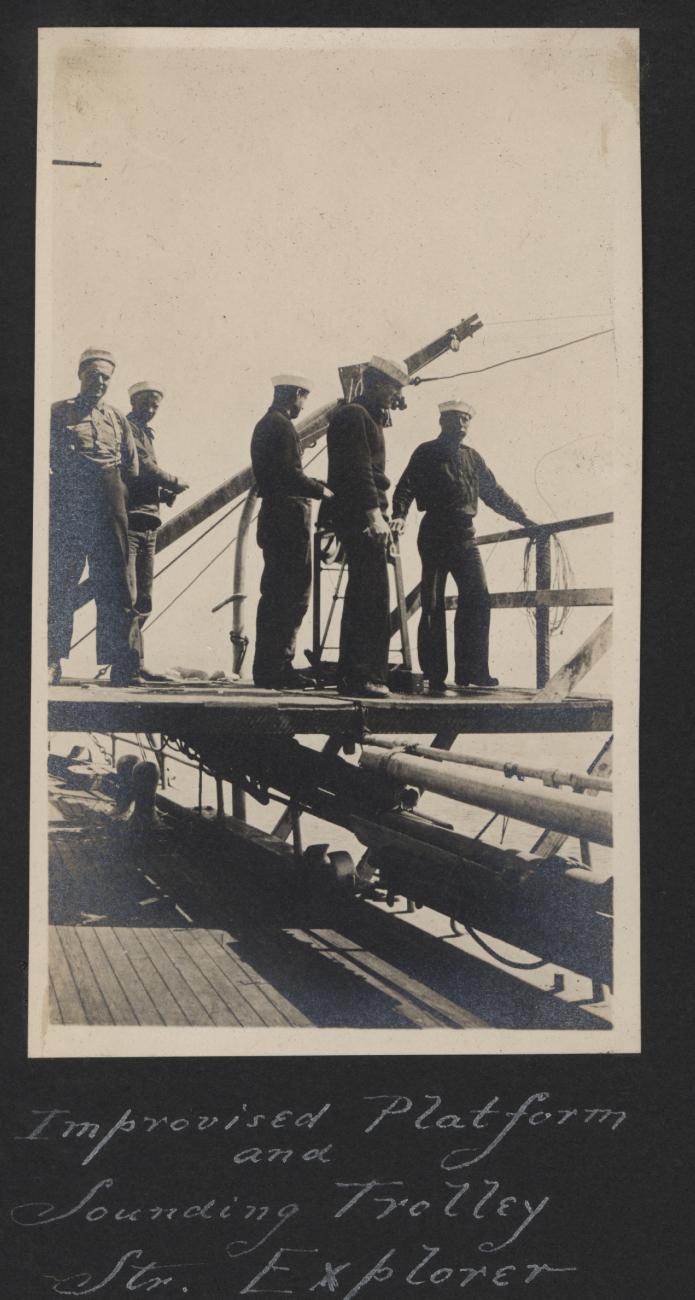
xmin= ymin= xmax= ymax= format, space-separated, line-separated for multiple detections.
xmin=367 ymin=356 xmax=410 ymax=387
xmin=129 ymin=380 xmax=164 ymax=399
xmin=79 ymin=347 xmax=116 ymax=372
xmin=271 ymin=373 xmax=314 ymax=392
xmin=439 ymin=398 xmax=476 ymax=417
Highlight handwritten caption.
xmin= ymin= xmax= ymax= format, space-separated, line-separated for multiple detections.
xmin=10 ymin=1091 xmax=626 ymax=1295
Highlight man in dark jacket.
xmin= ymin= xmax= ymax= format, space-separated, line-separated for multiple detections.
xmin=49 ymin=347 xmax=140 ymax=687
xmin=323 ymin=356 xmax=410 ymax=698
xmin=125 ymin=382 xmax=189 ymax=679
xmin=251 ymin=374 xmax=332 ymax=689
xmin=391 ymin=399 xmax=537 ymax=693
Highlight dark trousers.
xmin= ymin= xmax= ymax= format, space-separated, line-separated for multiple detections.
xmin=48 ymin=463 xmax=136 ymax=671
xmin=127 ymin=524 xmax=157 ymax=668
xmin=337 ymin=527 xmax=391 ymax=687
xmin=253 ymin=497 xmax=312 ymax=685
xmin=417 ymin=513 xmax=491 ymax=685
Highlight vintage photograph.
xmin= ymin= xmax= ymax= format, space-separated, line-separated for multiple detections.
xmin=31 ymin=27 xmax=641 ymax=1055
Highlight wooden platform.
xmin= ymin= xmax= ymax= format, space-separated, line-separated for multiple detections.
xmin=47 ymin=779 xmax=608 ymax=1031
xmin=48 ymin=679 xmax=612 ymax=737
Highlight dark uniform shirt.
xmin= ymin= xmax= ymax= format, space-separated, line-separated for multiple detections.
xmin=251 ymin=409 xmax=325 ymax=501
xmin=50 ymin=397 xmax=138 ymax=478
xmin=392 ymin=437 xmax=526 ymax=525
xmin=324 ymin=398 xmax=391 ymax=531
xmin=126 ymin=415 xmax=181 ymax=528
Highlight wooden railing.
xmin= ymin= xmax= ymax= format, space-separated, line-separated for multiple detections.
xmin=389 ymin=512 xmax=613 ymax=689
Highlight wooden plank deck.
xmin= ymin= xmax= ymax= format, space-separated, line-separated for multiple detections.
xmin=47 ymin=778 xmax=492 ymax=1030
xmin=48 ymin=678 xmax=612 ymax=736
xmin=46 ymin=777 xmax=608 ymax=1031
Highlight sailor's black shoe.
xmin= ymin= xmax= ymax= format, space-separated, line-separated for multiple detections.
xmin=455 ymin=676 xmax=499 ymax=689
xmin=340 ymin=680 xmax=391 ymax=699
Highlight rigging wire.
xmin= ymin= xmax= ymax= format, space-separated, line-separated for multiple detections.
xmin=144 ymin=524 xmax=253 ymax=631
xmin=411 ymin=327 xmax=614 ymax=384
xmin=146 ymin=443 xmax=327 ymax=632
xmin=154 ymin=495 xmax=247 ymax=581
xmin=484 ymin=312 xmax=613 ymax=325
xmin=68 ymin=443 xmax=327 ymax=649
xmin=69 ymin=495 xmax=248 ymax=651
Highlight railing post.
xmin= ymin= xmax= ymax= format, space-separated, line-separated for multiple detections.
xmin=535 ymin=529 xmax=551 ymax=689
xmin=312 ymin=527 xmax=322 ymax=673
xmin=232 ymin=786 xmax=247 ymax=822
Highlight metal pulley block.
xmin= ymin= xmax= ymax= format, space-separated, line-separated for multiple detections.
xmin=300 ymin=843 xmax=357 ymax=893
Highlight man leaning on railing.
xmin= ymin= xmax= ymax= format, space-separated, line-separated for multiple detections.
xmin=391 ymin=399 xmax=538 ymax=696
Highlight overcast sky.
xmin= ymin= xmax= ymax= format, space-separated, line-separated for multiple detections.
xmin=42 ymin=32 xmax=637 ymax=688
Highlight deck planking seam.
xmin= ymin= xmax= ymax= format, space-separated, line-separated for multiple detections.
xmin=146 ymin=928 xmax=244 ymax=1026
xmin=166 ymin=929 xmax=270 ymax=1027
xmin=54 ymin=926 xmax=115 ymax=1025
xmin=74 ymin=927 xmax=140 ymax=1025
xmin=94 ymin=928 xmax=166 ymax=1025
xmin=48 ymin=971 xmax=64 ymax=1025
xmin=188 ymin=928 xmax=307 ymax=1028
xmin=107 ymin=928 xmax=191 ymax=1026
xmin=48 ymin=928 xmax=88 ymax=1024
xmin=137 ymin=928 xmax=218 ymax=1027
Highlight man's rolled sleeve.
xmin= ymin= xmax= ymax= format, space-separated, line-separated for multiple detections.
xmin=392 ymin=459 xmax=417 ymax=519
xmin=121 ymin=417 xmax=139 ymax=479
xmin=478 ymin=461 xmax=526 ymax=523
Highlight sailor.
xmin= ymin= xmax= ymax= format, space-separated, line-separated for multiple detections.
xmin=48 ymin=348 xmax=140 ymax=687
xmin=251 ymin=374 xmax=332 ymax=689
xmin=125 ymin=382 xmax=190 ymax=680
xmin=322 ymin=357 xmax=410 ymax=698
xmin=391 ymin=399 xmax=537 ymax=693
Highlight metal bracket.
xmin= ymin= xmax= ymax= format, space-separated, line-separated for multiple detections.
xmin=229 ymin=629 xmax=249 ymax=671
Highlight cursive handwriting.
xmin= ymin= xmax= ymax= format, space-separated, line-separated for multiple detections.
xmin=15 ymin=1104 xmax=331 ymax=1165
xmin=50 ymin=1249 xmax=201 ymax=1294
xmin=240 ymin=1247 xmax=576 ymax=1295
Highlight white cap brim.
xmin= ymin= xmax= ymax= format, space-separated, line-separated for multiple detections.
xmin=271 ymin=374 xmax=313 ymax=392
xmin=439 ymin=399 xmax=475 ymax=417
xmin=129 ymin=381 xmax=164 ymax=398
xmin=368 ymin=356 xmax=410 ymax=387
xmin=79 ymin=348 xmax=116 ymax=370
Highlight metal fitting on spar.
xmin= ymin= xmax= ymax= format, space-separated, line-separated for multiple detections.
xmin=359 ymin=746 xmax=612 ymax=848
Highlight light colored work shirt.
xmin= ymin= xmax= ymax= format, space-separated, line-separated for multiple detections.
xmin=50 ymin=397 xmax=138 ymax=477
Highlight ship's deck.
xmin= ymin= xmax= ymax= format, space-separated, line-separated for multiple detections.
xmin=47 ymin=777 xmax=608 ymax=1031
xmin=48 ymin=679 xmax=611 ymax=737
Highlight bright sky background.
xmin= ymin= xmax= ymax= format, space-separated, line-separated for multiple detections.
xmin=44 ymin=34 xmax=636 ymax=689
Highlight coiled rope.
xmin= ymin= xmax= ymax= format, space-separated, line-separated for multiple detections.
xmin=521 ymin=531 xmax=574 ymax=638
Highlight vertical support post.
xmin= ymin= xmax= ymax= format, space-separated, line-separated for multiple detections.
xmin=111 ymin=735 xmax=117 ymax=767
xmin=231 ymin=487 xmax=258 ymax=676
xmin=390 ymin=539 xmax=413 ymax=670
xmin=232 ymin=786 xmax=247 ymax=822
xmin=231 ymin=487 xmax=256 ymax=817
xmin=291 ymin=805 xmax=303 ymax=863
xmin=312 ymin=527 xmax=322 ymax=678
xmin=216 ymin=777 xmax=225 ymax=819
xmin=535 ymin=530 xmax=551 ymax=689
xmin=161 ymin=755 xmax=166 ymax=789
xmin=198 ymin=761 xmax=203 ymax=814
